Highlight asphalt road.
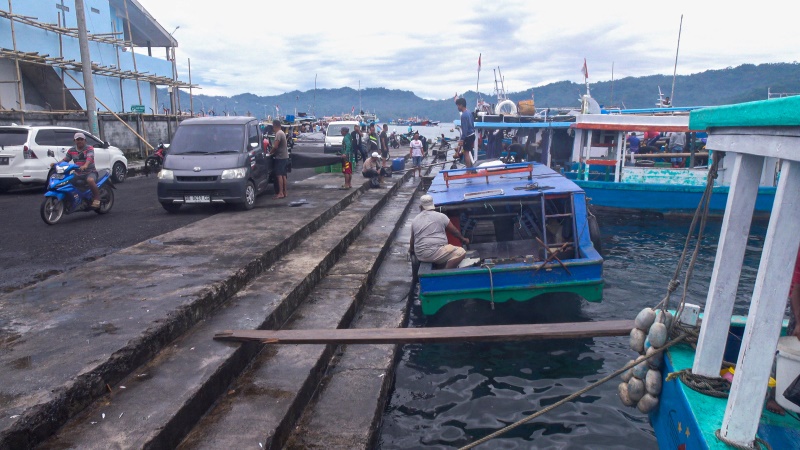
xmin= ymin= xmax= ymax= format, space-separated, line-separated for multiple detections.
xmin=0 ymin=143 xmax=322 ymax=293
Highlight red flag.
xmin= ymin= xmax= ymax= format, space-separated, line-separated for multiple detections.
xmin=351 ymin=106 xmax=355 ymax=114
xmin=582 ymin=58 xmax=589 ymax=79
xmin=454 ymin=92 xmax=458 ymax=101
xmin=275 ymin=104 xmax=280 ymax=112
xmin=478 ymin=53 xmax=482 ymax=72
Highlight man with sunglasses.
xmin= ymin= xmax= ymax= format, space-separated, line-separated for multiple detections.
xmin=51 ymin=132 xmax=101 ymax=208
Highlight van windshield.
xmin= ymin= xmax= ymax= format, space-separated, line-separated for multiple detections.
xmin=169 ymin=124 xmax=245 ymax=154
xmin=327 ymin=124 xmax=351 ymax=137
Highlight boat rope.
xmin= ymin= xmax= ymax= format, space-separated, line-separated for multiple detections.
xmin=714 ymin=429 xmax=772 ymax=450
xmin=657 ymin=151 xmax=721 ymax=334
xmin=480 ymin=263 xmax=496 ymax=310
xmin=457 ymin=333 xmax=688 ymax=450
xmin=666 ymin=368 xmax=731 ymax=398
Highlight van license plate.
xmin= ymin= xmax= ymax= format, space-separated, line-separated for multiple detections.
xmin=0 ymin=157 xmax=8 ymax=165
xmin=185 ymin=195 xmax=210 ymax=203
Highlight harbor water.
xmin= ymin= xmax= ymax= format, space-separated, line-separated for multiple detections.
xmin=377 ymin=213 xmax=769 ymax=449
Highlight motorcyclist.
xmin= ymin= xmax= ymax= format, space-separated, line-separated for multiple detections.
xmin=51 ymin=132 xmax=100 ymax=208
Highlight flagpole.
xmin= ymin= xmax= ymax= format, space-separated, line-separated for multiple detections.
xmin=670 ymin=14 xmax=683 ymax=105
xmin=476 ymin=53 xmax=481 ymax=105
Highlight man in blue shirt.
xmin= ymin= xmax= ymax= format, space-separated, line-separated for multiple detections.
xmin=455 ymin=97 xmax=475 ymax=167
xmin=627 ymin=132 xmax=641 ymax=165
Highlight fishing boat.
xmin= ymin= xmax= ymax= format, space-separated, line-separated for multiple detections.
xmin=472 ymin=100 xmax=778 ymax=216
xmin=648 ymin=96 xmax=800 ymax=448
xmin=416 ymin=161 xmax=604 ymax=316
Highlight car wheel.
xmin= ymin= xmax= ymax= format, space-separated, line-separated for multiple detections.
xmin=161 ymin=202 xmax=182 ymax=213
xmin=239 ymin=181 xmax=256 ymax=210
xmin=112 ymin=162 xmax=127 ymax=183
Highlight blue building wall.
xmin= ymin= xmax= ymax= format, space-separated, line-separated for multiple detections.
xmin=0 ymin=0 xmax=176 ymax=113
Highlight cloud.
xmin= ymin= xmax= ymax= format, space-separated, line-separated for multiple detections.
xmin=137 ymin=0 xmax=800 ymax=99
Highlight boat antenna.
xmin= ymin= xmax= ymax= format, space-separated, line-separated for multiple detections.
xmin=476 ymin=53 xmax=482 ymax=107
xmin=313 ymin=73 xmax=316 ymax=118
xmin=670 ymin=14 xmax=683 ymax=106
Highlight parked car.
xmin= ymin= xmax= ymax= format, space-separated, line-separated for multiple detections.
xmin=0 ymin=125 xmax=128 ymax=191
xmin=323 ymin=120 xmax=360 ymax=154
xmin=157 ymin=116 xmax=280 ymax=212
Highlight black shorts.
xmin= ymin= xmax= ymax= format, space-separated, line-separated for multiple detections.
xmin=463 ymin=134 xmax=476 ymax=151
xmin=273 ymin=158 xmax=288 ymax=176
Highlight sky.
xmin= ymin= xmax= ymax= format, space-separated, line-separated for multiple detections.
xmin=136 ymin=0 xmax=799 ymax=100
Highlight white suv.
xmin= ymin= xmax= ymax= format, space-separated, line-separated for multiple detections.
xmin=0 ymin=125 xmax=128 ymax=191
xmin=324 ymin=121 xmax=360 ymax=154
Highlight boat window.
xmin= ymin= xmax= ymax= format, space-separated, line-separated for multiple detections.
xmin=445 ymin=196 xmax=577 ymax=266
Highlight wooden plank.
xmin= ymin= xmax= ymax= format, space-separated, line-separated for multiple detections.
xmin=213 ymin=320 xmax=635 ymax=345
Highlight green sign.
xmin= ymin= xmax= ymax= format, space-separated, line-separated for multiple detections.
xmin=131 ymin=104 xmax=145 ymax=114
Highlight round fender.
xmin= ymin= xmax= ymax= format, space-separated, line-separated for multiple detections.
xmin=494 ymin=99 xmax=517 ymax=115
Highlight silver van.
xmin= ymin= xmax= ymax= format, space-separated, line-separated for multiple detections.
xmin=157 ymin=116 xmax=279 ymax=212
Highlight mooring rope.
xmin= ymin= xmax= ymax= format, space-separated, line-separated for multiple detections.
xmin=480 ymin=263 xmax=495 ymax=310
xmin=714 ymin=429 xmax=772 ymax=450
xmin=458 ymin=333 xmax=688 ymax=450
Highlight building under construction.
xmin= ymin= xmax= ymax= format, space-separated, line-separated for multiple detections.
xmin=0 ymin=0 xmax=195 ymax=153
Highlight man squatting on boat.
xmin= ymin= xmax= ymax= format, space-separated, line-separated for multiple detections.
xmin=409 ymin=195 xmax=470 ymax=269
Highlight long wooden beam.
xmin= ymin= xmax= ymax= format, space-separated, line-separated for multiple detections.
xmin=214 ymin=320 xmax=635 ymax=345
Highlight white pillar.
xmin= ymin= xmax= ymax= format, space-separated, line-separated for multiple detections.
xmin=616 ymin=131 xmax=624 ymax=183
xmin=693 ymin=153 xmax=763 ymax=376
xmin=583 ymin=130 xmax=593 ymax=181
xmin=571 ymin=129 xmax=584 ymax=164
xmin=720 ymin=160 xmax=800 ymax=446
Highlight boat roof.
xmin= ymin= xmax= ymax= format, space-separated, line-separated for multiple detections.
xmin=475 ymin=121 xmax=573 ymax=129
xmin=689 ymin=96 xmax=800 ymax=129
xmin=426 ymin=162 xmax=584 ymax=209
xmin=573 ymin=113 xmax=693 ymax=132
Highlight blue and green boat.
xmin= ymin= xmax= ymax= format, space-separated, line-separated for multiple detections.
xmin=417 ymin=161 xmax=604 ymax=315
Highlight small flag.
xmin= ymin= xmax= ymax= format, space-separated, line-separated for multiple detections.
xmin=351 ymin=106 xmax=355 ymax=114
xmin=582 ymin=58 xmax=589 ymax=79
xmin=478 ymin=53 xmax=481 ymax=72
xmin=275 ymin=104 xmax=279 ymax=112
xmin=454 ymin=92 xmax=458 ymax=101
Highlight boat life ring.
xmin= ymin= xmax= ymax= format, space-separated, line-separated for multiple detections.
xmin=494 ymin=99 xmax=517 ymax=115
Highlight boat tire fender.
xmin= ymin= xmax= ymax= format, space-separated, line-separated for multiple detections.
xmin=494 ymin=99 xmax=517 ymax=115
xmin=588 ymin=213 xmax=602 ymax=253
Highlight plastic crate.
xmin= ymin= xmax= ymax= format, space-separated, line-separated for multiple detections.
xmin=330 ymin=163 xmax=342 ymax=172
xmin=392 ymin=157 xmax=405 ymax=171
xmin=314 ymin=165 xmax=330 ymax=174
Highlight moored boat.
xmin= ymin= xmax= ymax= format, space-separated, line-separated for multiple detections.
xmin=417 ymin=161 xmax=604 ymax=315
xmin=643 ymin=95 xmax=800 ymax=448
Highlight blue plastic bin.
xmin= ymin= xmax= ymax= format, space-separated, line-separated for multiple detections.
xmin=392 ymin=157 xmax=405 ymax=171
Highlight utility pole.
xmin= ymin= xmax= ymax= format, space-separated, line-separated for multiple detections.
xmin=74 ymin=0 xmax=99 ymax=135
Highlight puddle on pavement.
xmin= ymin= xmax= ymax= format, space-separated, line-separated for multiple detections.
xmin=9 ymin=355 xmax=32 ymax=370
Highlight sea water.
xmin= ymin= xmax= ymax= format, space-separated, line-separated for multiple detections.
xmin=377 ymin=214 xmax=768 ymax=449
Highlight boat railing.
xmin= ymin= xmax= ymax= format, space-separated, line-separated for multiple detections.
xmin=441 ymin=162 xmax=534 ymax=188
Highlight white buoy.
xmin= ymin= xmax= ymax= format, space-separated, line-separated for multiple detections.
xmin=618 ymin=382 xmax=635 ymax=407
xmin=635 ymin=308 xmax=657 ymax=330
xmin=645 ymin=369 xmax=663 ymax=395
xmin=628 ymin=377 xmax=645 ymax=402
xmin=632 ymin=356 xmax=649 ymax=379
xmin=637 ymin=393 xmax=659 ymax=413
xmin=646 ymin=346 xmax=662 ymax=370
xmin=621 ymin=360 xmax=635 ymax=382
xmin=630 ymin=328 xmax=646 ymax=354
xmin=648 ymin=322 xmax=668 ymax=349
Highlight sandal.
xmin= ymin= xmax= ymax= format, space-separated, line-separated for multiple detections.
xmin=91 ymin=199 xmax=101 ymax=209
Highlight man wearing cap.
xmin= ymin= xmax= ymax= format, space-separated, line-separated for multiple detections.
xmin=52 ymin=132 xmax=100 ymax=208
xmin=410 ymin=195 xmax=469 ymax=269
xmin=362 ymin=151 xmax=389 ymax=188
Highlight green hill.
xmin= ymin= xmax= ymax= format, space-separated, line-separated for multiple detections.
xmin=161 ymin=62 xmax=800 ymax=122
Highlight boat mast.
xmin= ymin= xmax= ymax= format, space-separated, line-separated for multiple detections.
xmin=670 ymin=14 xmax=683 ymax=105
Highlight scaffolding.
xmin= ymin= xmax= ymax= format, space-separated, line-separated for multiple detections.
xmin=0 ymin=4 xmax=197 ymax=115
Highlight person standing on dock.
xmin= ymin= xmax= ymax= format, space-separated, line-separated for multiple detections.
xmin=409 ymin=132 xmax=424 ymax=177
xmin=380 ymin=125 xmax=389 ymax=159
xmin=351 ymin=125 xmax=364 ymax=165
xmin=455 ymin=97 xmax=475 ymax=168
xmin=410 ymin=195 xmax=469 ymax=269
xmin=339 ymin=127 xmax=354 ymax=189
xmin=269 ymin=120 xmax=289 ymax=199
xmin=668 ymin=131 xmax=686 ymax=167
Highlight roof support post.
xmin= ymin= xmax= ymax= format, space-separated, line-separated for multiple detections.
xmin=692 ymin=152 xmax=763 ymax=377
xmin=720 ymin=159 xmax=800 ymax=446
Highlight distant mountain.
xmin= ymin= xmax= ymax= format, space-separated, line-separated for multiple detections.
xmin=160 ymin=62 xmax=800 ymax=122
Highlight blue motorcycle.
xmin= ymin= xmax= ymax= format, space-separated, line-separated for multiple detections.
xmin=40 ymin=162 xmax=115 ymax=225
